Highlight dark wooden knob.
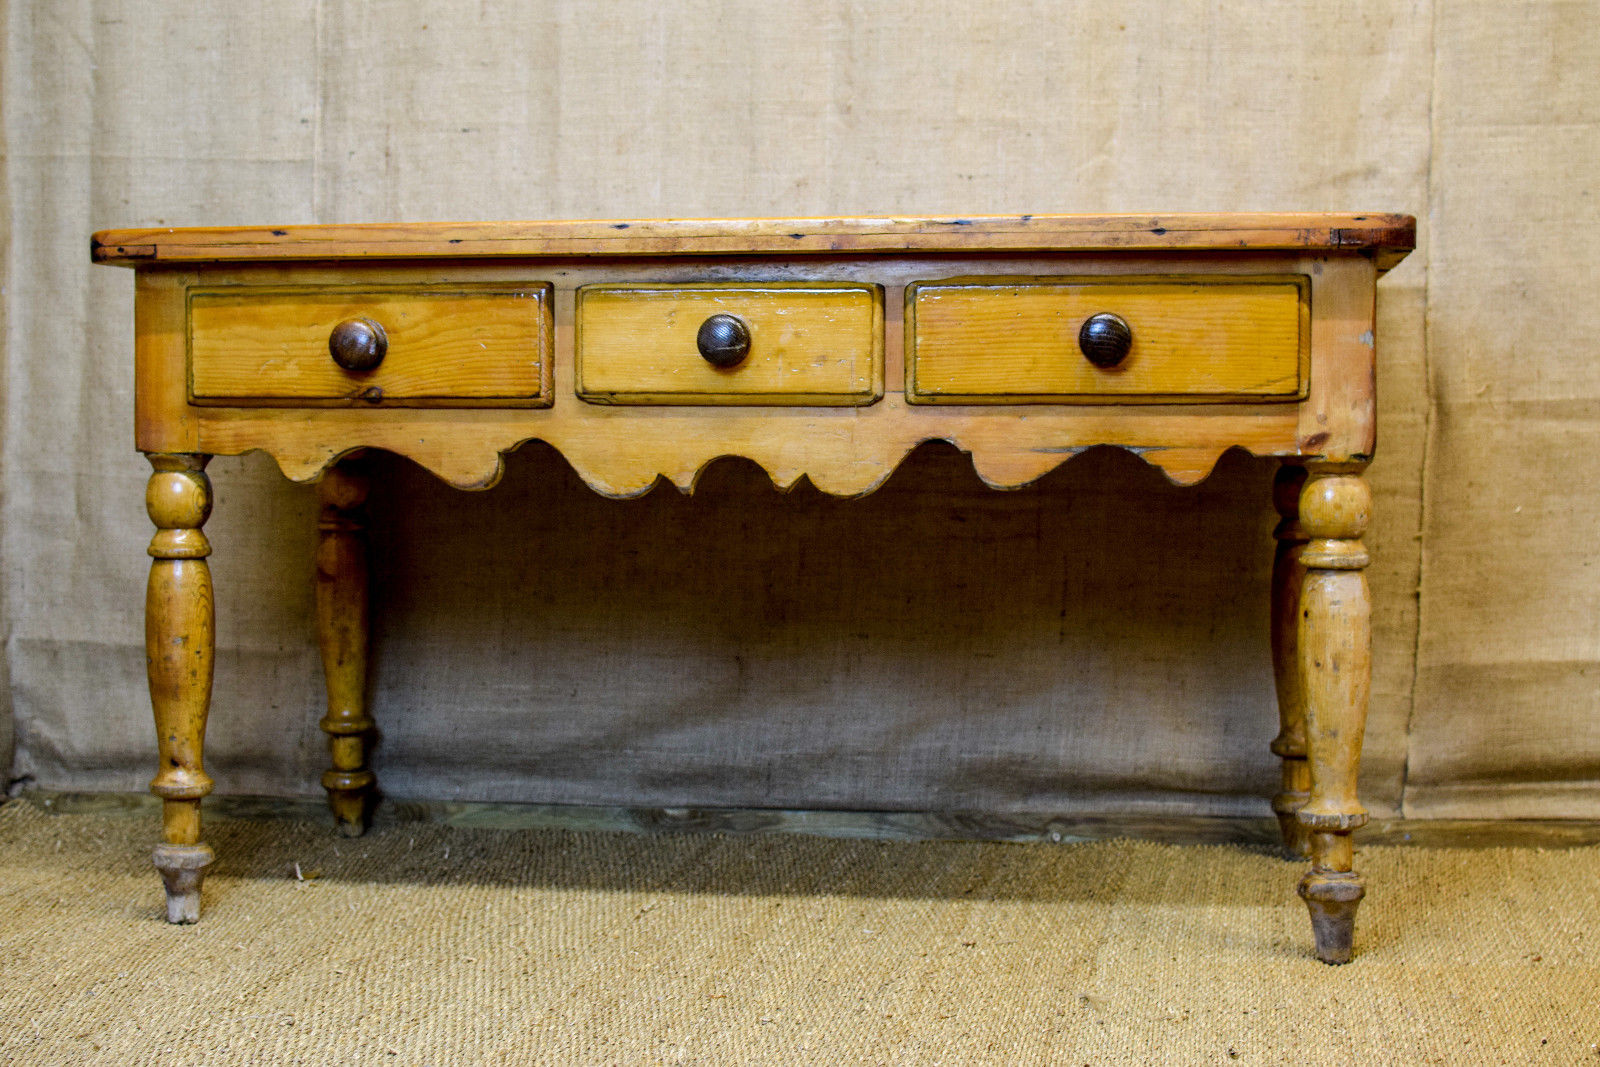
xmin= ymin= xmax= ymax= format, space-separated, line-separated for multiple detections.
xmin=1078 ymin=313 xmax=1132 ymax=368
xmin=696 ymin=314 xmax=751 ymax=368
xmin=329 ymin=317 xmax=387 ymax=372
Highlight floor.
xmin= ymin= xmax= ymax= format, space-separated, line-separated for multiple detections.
xmin=2 ymin=795 xmax=1596 ymax=1065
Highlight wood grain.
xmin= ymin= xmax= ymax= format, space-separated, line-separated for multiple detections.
xmin=908 ymin=278 xmax=1305 ymax=403
xmin=188 ymin=284 xmax=551 ymax=405
xmin=91 ymin=213 xmax=1417 ymax=270
xmin=576 ymin=284 xmax=882 ymax=405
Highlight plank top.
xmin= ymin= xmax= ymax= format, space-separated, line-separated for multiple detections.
xmin=92 ymin=213 xmax=1415 ymax=271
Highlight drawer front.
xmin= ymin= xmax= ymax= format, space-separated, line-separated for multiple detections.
xmin=907 ymin=278 xmax=1307 ymax=403
xmin=576 ymin=284 xmax=883 ymax=405
xmin=188 ymin=284 xmax=552 ymax=405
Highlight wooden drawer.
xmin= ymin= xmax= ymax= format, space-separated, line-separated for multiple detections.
xmin=188 ymin=284 xmax=552 ymax=406
xmin=907 ymin=277 xmax=1307 ymax=403
xmin=576 ymin=284 xmax=882 ymax=405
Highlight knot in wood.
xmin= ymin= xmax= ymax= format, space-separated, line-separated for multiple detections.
xmin=146 ymin=470 xmax=212 ymax=530
xmin=1298 ymin=474 xmax=1369 ymax=541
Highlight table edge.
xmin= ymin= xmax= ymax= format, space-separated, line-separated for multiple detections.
xmin=91 ymin=213 xmax=1417 ymax=270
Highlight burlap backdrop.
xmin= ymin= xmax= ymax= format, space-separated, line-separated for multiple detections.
xmin=1 ymin=1 xmax=1593 ymax=818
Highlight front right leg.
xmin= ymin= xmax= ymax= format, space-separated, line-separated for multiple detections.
xmin=145 ymin=453 xmax=216 ymax=923
xmin=1295 ymin=465 xmax=1372 ymax=964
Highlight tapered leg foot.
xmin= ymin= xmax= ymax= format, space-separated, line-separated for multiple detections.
xmin=317 ymin=461 xmax=377 ymax=837
xmin=1299 ymin=871 xmax=1364 ymax=965
xmin=153 ymin=842 xmax=214 ymax=924
xmin=323 ymin=770 xmax=376 ymax=837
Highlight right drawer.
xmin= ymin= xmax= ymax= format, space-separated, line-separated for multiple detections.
xmin=906 ymin=277 xmax=1308 ymax=403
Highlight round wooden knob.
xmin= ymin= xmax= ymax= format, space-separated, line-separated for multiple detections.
xmin=329 ymin=317 xmax=388 ymax=372
xmin=696 ymin=314 xmax=751 ymax=368
xmin=1078 ymin=313 xmax=1132 ymax=368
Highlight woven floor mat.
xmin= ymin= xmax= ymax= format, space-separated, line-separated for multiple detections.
xmin=1 ymin=800 xmax=1595 ymax=1064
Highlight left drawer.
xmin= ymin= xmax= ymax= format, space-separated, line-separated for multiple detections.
xmin=187 ymin=284 xmax=553 ymax=406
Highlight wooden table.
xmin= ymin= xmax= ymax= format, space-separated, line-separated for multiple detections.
xmin=93 ymin=214 xmax=1414 ymax=963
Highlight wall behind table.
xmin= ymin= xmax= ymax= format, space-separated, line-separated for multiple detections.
xmin=1 ymin=1 xmax=1589 ymax=819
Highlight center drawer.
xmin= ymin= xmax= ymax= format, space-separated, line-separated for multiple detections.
xmin=576 ymin=284 xmax=883 ymax=405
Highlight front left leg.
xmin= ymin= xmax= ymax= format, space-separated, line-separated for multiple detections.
xmin=1295 ymin=465 xmax=1372 ymax=964
xmin=145 ymin=454 xmax=216 ymax=923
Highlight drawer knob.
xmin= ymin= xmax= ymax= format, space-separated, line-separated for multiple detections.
xmin=696 ymin=314 xmax=751 ymax=368
xmin=329 ymin=317 xmax=388 ymax=372
xmin=1078 ymin=313 xmax=1132 ymax=368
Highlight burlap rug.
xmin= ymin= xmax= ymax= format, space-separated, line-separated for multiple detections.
xmin=1 ymin=799 xmax=1595 ymax=1064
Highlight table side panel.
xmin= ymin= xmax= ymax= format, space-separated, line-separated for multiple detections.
xmin=1299 ymin=255 xmax=1379 ymax=464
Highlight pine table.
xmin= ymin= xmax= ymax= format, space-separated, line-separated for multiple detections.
xmin=93 ymin=213 xmax=1415 ymax=963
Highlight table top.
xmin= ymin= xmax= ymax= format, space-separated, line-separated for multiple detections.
xmin=91 ymin=213 xmax=1416 ymax=270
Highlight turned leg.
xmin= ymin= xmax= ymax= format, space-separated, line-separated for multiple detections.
xmin=145 ymin=454 xmax=216 ymax=923
xmin=316 ymin=460 xmax=376 ymax=836
xmin=1294 ymin=466 xmax=1372 ymax=964
xmin=1269 ymin=464 xmax=1311 ymax=858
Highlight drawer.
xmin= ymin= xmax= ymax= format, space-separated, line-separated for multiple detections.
xmin=576 ymin=284 xmax=882 ymax=405
xmin=907 ymin=277 xmax=1307 ymax=403
xmin=188 ymin=284 xmax=552 ymax=406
